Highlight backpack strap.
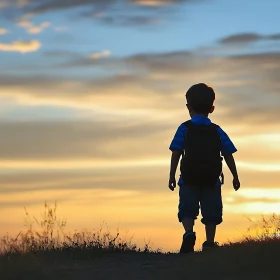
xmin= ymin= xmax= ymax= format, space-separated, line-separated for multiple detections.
xmin=210 ymin=123 xmax=221 ymax=143
xmin=209 ymin=123 xmax=224 ymax=184
xmin=182 ymin=120 xmax=192 ymax=156
xmin=183 ymin=120 xmax=192 ymax=128
xmin=210 ymin=123 xmax=219 ymax=129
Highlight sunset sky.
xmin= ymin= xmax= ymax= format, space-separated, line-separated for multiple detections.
xmin=0 ymin=0 xmax=280 ymax=251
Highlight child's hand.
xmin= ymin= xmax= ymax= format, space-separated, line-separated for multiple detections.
xmin=169 ymin=177 xmax=176 ymax=191
xmin=233 ymin=177 xmax=240 ymax=191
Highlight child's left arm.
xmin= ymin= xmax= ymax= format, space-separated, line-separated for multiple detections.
xmin=217 ymin=126 xmax=240 ymax=190
xmin=224 ymin=154 xmax=240 ymax=191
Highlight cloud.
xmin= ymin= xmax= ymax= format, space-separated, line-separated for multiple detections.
xmin=0 ymin=1 xmax=8 ymax=8
xmin=0 ymin=40 xmax=41 ymax=53
xmin=219 ymin=33 xmax=280 ymax=44
xmin=23 ymin=0 xmax=194 ymax=14
xmin=28 ymin=0 xmax=111 ymax=14
xmin=0 ymin=119 xmax=172 ymax=160
xmin=1 ymin=49 xmax=280 ymax=128
xmin=17 ymin=0 xmax=31 ymax=8
xmin=0 ymin=165 xmax=168 ymax=195
xmin=91 ymin=14 xmax=165 ymax=26
xmin=0 ymin=28 xmax=8 ymax=35
xmin=0 ymin=118 xmax=279 ymax=178
xmin=132 ymin=0 xmax=174 ymax=6
xmin=90 ymin=50 xmax=111 ymax=59
xmin=226 ymin=196 xmax=280 ymax=205
xmin=17 ymin=13 xmax=50 ymax=34
xmin=56 ymin=49 xmax=280 ymax=115
xmin=2 ymin=0 xmax=201 ymax=27
xmin=20 ymin=21 xmax=50 ymax=34
xmin=269 ymin=34 xmax=280 ymax=40
xmin=0 ymin=48 xmax=280 ymax=207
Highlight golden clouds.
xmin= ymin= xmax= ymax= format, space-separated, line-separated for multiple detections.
xmin=0 ymin=50 xmax=279 ymax=136
xmin=0 ymin=28 xmax=8 ymax=35
xmin=0 ymin=158 xmax=168 ymax=170
xmin=0 ymin=0 xmax=191 ymax=28
xmin=0 ymin=119 xmax=171 ymax=160
xmin=133 ymin=0 xmax=172 ymax=6
xmin=90 ymin=50 xmax=111 ymax=60
xmin=17 ymin=13 xmax=50 ymax=34
xmin=19 ymin=21 xmax=50 ymax=34
xmin=0 ymin=40 xmax=41 ymax=53
xmin=227 ymin=189 xmax=280 ymax=214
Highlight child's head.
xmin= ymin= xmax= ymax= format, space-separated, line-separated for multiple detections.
xmin=185 ymin=83 xmax=216 ymax=116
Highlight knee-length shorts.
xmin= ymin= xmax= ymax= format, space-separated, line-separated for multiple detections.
xmin=178 ymin=182 xmax=223 ymax=225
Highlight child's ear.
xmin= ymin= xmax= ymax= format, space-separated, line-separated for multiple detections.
xmin=209 ymin=106 xmax=215 ymax=114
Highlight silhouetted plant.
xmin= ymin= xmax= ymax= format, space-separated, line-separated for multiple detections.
xmin=0 ymin=202 xmax=159 ymax=256
xmin=245 ymin=214 xmax=280 ymax=241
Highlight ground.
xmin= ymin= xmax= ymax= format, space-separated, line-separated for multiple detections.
xmin=1 ymin=240 xmax=279 ymax=280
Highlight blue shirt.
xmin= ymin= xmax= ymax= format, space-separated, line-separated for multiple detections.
xmin=169 ymin=116 xmax=237 ymax=186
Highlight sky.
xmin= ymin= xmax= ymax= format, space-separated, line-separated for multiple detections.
xmin=0 ymin=0 xmax=280 ymax=252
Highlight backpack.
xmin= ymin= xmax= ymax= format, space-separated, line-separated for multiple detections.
xmin=180 ymin=120 xmax=223 ymax=188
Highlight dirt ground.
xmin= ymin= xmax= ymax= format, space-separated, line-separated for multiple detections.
xmin=1 ymin=241 xmax=280 ymax=280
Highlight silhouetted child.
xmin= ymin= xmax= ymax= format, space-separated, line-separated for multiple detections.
xmin=168 ymin=83 xmax=240 ymax=253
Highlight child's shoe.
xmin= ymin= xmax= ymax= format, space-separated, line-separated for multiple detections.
xmin=202 ymin=241 xmax=219 ymax=251
xmin=179 ymin=231 xmax=196 ymax=253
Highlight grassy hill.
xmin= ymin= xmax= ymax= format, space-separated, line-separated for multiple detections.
xmin=1 ymin=203 xmax=280 ymax=280
xmin=1 ymin=238 xmax=280 ymax=280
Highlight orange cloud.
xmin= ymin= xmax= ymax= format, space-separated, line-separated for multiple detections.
xmin=133 ymin=0 xmax=172 ymax=6
xmin=90 ymin=50 xmax=111 ymax=59
xmin=0 ymin=40 xmax=41 ymax=53
xmin=0 ymin=28 xmax=8 ymax=35
xmin=17 ymin=14 xmax=50 ymax=34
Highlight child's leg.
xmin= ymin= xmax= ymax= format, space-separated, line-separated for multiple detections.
xmin=178 ymin=186 xmax=199 ymax=253
xmin=205 ymin=224 xmax=216 ymax=243
xmin=178 ymin=185 xmax=199 ymax=233
xmin=200 ymin=183 xmax=223 ymax=243
xmin=180 ymin=217 xmax=196 ymax=253
xmin=182 ymin=217 xmax=195 ymax=233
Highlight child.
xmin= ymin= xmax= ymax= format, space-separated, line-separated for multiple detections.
xmin=168 ymin=83 xmax=240 ymax=253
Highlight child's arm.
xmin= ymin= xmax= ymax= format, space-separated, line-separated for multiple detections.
xmin=169 ymin=150 xmax=182 ymax=191
xmin=224 ymin=154 xmax=240 ymax=191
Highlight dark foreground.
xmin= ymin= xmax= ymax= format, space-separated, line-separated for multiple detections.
xmin=1 ymin=239 xmax=279 ymax=280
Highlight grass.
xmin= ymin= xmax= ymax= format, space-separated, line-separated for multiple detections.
xmin=1 ymin=203 xmax=280 ymax=280
xmin=223 ymin=214 xmax=280 ymax=247
xmin=0 ymin=202 xmax=158 ymax=256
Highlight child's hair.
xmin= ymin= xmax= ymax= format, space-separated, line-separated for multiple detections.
xmin=186 ymin=83 xmax=216 ymax=114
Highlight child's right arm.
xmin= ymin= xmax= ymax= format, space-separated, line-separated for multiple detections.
xmin=168 ymin=150 xmax=182 ymax=191
xmin=224 ymin=154 xmax=240 ymax=191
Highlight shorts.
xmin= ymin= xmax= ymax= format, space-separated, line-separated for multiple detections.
xmin=178 ymin=182 xmax=223 ymax=225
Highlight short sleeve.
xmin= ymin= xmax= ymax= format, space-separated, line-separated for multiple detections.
xmin=169 ymin=124 xmax=187 ymax=151
xmin=216 ymin=126 xmax=237 ymax=155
